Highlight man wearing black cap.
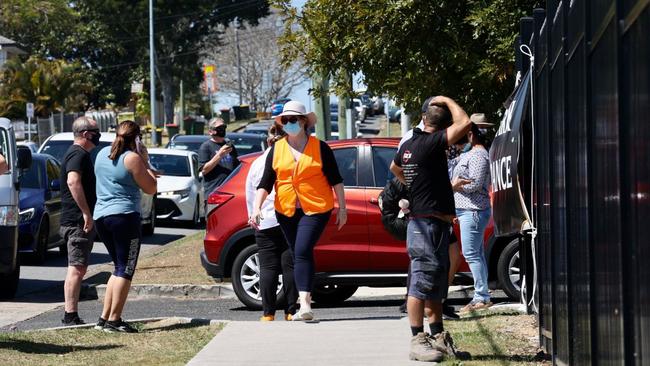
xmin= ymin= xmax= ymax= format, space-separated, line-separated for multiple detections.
xmin=390 ymin=96 xmax=471 ymax=362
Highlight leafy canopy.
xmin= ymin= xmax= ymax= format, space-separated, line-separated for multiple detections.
xmin=273 ymin=0 xmax=541 ymax=119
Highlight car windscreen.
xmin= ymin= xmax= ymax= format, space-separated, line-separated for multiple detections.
xmin=230 ymin=137 xmax=264 ymax=155
xmin=40 ymin=140 xmax=112 ymax=163
xmin=169 ymin=142 xmax=203 ymax=153
xmin=0 ymin=128 xmax=9 ymax=172
xmin=242 ymin=128 xmax=268 ymax=135
xmin=20 ymin=161 xmax=42 ymax=189
xmin=149 ymin=154 xmax=190 ymax=176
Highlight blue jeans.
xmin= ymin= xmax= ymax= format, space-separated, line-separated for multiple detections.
xmin=456 ymin=208 xmax=491 ymax=303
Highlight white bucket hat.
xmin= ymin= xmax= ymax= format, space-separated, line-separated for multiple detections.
xmin=274 ymin=101 xmax=317 ymax=128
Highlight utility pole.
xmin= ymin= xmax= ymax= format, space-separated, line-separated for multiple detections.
xmin=149 ymin=0 xmax=158 ymax=146
xmin=234 ymin=18 xmax=243 ymax=106
xmin=179 ymin=79 xmax=184 ymax=132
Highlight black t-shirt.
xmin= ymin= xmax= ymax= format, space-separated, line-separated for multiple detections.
xmin=393 ymin=128 xmax=455 ymax=217
xmin=60 ymin=144 xmax=96 ymax=226
xmin=257 ymin=139 xmax=343 ymax=193
xmin=198 ymin=139 xmax=240 ymax=195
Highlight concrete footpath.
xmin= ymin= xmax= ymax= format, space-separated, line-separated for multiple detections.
xmin=187 ymin=317 xmax=423 ymax=366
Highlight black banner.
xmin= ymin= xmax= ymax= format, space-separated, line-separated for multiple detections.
xmin=489 ymin=71 xmax=532 ymax=237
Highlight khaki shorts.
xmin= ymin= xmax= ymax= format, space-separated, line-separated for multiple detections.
xmin=60 ymin=225 xmax=95 ymax=266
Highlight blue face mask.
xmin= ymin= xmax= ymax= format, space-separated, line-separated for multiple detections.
xmin=283 ymin=121 xmax=302 ymax=136
xmin=462 ymin=142 xmax=472 ymax=153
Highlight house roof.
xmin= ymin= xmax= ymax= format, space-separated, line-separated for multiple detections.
xmin=0 ymin=34 xmax=26 ymax=54
xmin=0 ymin=35 xmax=17 ymax=45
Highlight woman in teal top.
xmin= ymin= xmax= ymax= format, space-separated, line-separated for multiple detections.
xmin=93 ymin=120 xmax=157 ymax=333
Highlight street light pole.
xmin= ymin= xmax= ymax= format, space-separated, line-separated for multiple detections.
xmin=235 ymin=18 xmax=243 ymax=106
xmin=149 ymin=0 xmax=158 ymax=146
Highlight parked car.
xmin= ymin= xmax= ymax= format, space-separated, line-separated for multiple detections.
xmin=38 ymin=132 xmax=156 ymax=235
xmin=224 ymin=133 xmax=267 ymax=156
xmin=360 ymin=94 xmax=375 ymax=116
xmin=167 ymin=134 xmax=208 ymax=153
xmin=270 ymin=98 xmax=291 ymax=117
xmin=201 ymin=138 xmax=521 ymax=309
xmin=388 ymin=105 xmax=402 ymax=122
xmin=168 ymin=133 xmax=267 ymax=156
xmin=372 ymin=96 xmax=385 ymax=115
xmin=352 ymin=98 xmax=366 ymax=122
xmin=148 ymin=149 xmax=204 ymax=226
xmin=18 ymin=153 xmax=63 ymax=263
xmin=18 ymin=141 xmax=39 ymax=154
xmin=0 ymin=118 xmax=32 ymax=299
xmin=242 ymin=121 xmax=274 ymax=136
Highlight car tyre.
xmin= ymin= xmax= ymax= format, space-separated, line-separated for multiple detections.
xmin=142 ymin=201 xmax=156 ymax=236
xmin=231 ymin=244 xmax=285 ymax=310
xmin=497 ymin=239 xmax=522 ymax=301
xmin=33 ymin=218 xmax=49 ymax=265
xmin=0 ymin=256 xmax=20 ymax=300
xmin=188 ymin=196 xmax=200 ymax=228
xmin=311 ymin=284 xmax=358 ymax=305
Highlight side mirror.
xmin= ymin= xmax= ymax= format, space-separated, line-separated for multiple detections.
xmin=17 ymin=146 xmax=32 ymax=170
xmin=50 ymin=179 xmax=61 ymax=191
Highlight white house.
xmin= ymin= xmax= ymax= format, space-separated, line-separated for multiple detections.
xmin=0 ymin=35 xmax=25 ymax=68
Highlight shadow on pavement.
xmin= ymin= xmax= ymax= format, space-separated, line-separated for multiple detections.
xmin=0 ymin=339 xmax=122 ymax=355
xmin=141 ymin=233 xmax=185 ymax=246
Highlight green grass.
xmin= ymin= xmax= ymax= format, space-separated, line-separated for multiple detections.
xmin=442 ymin=312 xmax=547 ymax=365
xmin=0 ymin=319 xmax=222 ymax=366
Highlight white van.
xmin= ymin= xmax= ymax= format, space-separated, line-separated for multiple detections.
xmin=0 ymin=117 xmax=32 ymax=299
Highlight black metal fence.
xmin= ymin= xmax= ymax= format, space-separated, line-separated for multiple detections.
xmin=519 ymin=1 xmax=649 ymax=365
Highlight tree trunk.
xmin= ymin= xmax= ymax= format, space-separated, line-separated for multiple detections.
xmin=160 ymin=74 xmax=175 ymax=125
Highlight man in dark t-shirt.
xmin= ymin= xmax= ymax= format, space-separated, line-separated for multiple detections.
xmin=198 ymin=117 xmax=239 ymax=198
xmin=60 ymin=117 xmax=100 ymax=326
xmin=390 ymin=96 xmax=471 ymax=362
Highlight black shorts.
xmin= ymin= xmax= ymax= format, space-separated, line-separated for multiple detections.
xmin=95 ymin=212 xmax=142 ymax=281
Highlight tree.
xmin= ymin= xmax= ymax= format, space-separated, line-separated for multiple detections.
xmin=272 ymin=0 xmax=542 ymax=120
xmin=0 ymin=56 xmax=92 ymax=119
xmin=204 ymin=13 xmax=307 ymax=111
xmin=74 ymin=0 xmax=270 ymax=125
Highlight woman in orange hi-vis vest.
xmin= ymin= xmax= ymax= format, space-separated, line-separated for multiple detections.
xmin=250 ymin=101 xmax=347 ymax=321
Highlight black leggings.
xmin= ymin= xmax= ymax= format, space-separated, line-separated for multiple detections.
xmin=95 ymin=212 xmax=142 ymax=281
xmin=255 ymin=226 xmax=297 ymax=316
xmin=276 ymin=209 xmax=331 ymax=292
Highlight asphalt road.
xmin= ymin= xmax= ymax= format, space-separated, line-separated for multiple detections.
xmin=4 ymin=287 xmax=510 ymax=331
xmin=16 ymin=224 xmax=204 ymax=299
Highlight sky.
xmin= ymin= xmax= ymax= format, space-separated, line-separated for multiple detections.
xmin=214 ymin=0 xmax=365 ymax=113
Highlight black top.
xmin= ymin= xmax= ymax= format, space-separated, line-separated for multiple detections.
xmin=258 ymin=139 xmax=343 ymax=193
xmin=198 ymin=139 xmax=240 ymax=195
xmin=60 ymin=144 xmax=96 ymax=227
xmin=393 ymin=128 xmax=455 ymax=217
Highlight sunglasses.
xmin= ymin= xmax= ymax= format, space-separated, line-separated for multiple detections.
xmin=280 ymin=116 xmax=301 ymax=125
xmin=82 ymin=129 xmax=100 ymax=134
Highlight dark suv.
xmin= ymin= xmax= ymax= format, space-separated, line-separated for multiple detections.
xmin=201 ymin=138 xmax=521 ymax=309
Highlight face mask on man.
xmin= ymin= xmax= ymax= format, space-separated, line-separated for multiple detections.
xmin=283 ymin=121 xmax=302 ymax=136
xmin=211 ymin=126 xmax=226 ymax=138
xmin=89 ymin=131 xmax=101 ymax=147
xmin=462 ymin=142 xmax=472 ymax=153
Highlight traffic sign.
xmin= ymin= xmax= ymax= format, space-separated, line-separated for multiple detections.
xmin=26 ymin=103 xmax=34 ymax=118
xmin=131 ymin=82 xmax=144 ymax=94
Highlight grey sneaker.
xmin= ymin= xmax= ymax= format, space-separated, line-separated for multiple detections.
xmin=429 ymin=331 xmax=459 ymax=358
xmin=409 ymin=332 xmax=444 ymax=362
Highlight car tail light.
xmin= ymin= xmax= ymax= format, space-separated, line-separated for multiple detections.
xmin=206 ymin=191 xmax=234 ymax=216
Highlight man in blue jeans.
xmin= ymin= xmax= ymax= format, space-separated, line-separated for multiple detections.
xmin=390 ymin=96 xmax=471 ymax=362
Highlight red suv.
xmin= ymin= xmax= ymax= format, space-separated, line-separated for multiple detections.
xmin=201 ymin=138 xmax=521 ymax=309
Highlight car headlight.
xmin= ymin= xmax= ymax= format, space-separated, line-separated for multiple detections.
xmin=0 ymin=206 xmax=19 ymax=226
xmin=161 ymin=189 xmax=191 ymax=199
xmin=19 ymin=208 xmax=35 ymax=223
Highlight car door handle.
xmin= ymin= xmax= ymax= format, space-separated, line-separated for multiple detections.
xmin=368 ymin=198 xmax=379 ymax=205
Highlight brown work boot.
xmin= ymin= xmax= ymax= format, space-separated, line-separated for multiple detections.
xmin=409 ymin=332 xmax=444 ymax=362
xmin=428 ymin=331 xmax=459 ymax=358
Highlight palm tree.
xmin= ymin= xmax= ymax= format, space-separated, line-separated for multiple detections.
xmin=0 ymin=56 xmax=92 ymax=119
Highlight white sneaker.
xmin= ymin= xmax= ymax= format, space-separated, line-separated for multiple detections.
xmin=292 ymin=310 xmax=314 ymax=321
